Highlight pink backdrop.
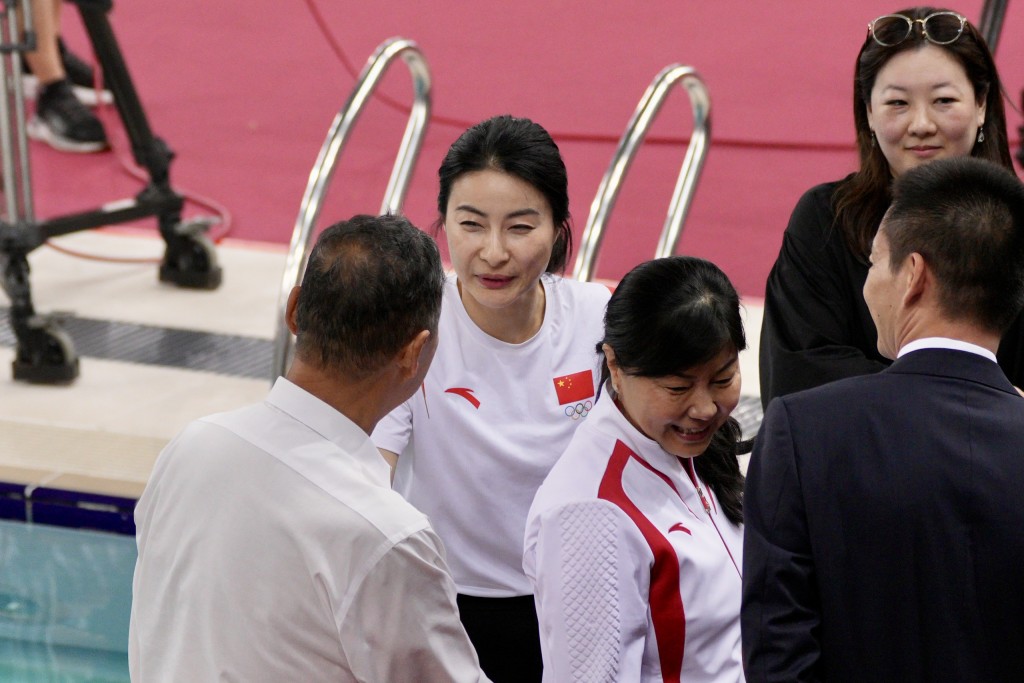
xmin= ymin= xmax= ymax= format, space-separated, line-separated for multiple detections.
xmin=32 ymin=0 xmax=1024 ymax=296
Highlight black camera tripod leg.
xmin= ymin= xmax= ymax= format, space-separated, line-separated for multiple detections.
xmin=2 ymin=248 xmax=78 ymax=382
xmin=71 ymin=0 xmax=222 ymax=290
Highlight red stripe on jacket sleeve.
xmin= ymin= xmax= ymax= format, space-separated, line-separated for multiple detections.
xmin=598 ymin=441 xmax=686 ymax=682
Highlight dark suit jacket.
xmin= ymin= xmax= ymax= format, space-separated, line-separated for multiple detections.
xmin=742 ymin=348 xmax=1024 ymax=682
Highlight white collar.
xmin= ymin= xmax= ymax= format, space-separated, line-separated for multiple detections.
xmin=265 ymin=377 xmax=391 ymax=486
xmin=897 ymin=337 xmax=997 ymax=363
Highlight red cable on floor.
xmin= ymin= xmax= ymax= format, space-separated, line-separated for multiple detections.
xmin=44 ymin=66 xmax=233 ymax=264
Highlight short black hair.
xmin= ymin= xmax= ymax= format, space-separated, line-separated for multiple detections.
xmin=885 ymin=157 xmax=1024 ymax=333
xmin=293 ymin=214 xmax=444 ymax=378
xmin=436 ymin=115 xmax=573 ymax=273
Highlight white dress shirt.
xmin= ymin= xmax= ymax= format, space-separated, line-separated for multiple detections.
xmin=130 ymin=378 xmax=489 ymax=682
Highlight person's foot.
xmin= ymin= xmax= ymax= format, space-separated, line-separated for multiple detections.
xmin=22 ymin=40 xmax=113 ymax=106
xmin=27 ymin=79 xmax=109 ymax=153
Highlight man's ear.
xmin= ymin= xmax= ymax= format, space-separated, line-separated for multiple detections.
xmin=902 ymin=252 xmax=928 ymax=307
xmin=285 ymin=286 xmax=301 ymax=335
xmin=396 ymin=329 xmax=432 ymax=381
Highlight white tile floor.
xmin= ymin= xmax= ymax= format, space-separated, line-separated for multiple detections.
xmin=0 ymin=229 xmax=764 ymax=497
xmin=0 ymin=231 xmax=277 ymax=497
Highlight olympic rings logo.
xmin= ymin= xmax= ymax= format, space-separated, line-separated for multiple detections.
xmin=564 ymin=400 xmax=593 ymax=420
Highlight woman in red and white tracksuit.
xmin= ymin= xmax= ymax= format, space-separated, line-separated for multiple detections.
xmin=525 ymin=256 xmax=747 ymax=682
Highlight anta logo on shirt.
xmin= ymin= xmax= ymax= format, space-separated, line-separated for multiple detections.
xmin=552 ymin=370 xmax=596 ymax=420
xmin=444 ymin=387 xmax=480 ymax=409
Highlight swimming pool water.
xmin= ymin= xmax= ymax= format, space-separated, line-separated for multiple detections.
xmin=0 ymin=638 xmax=129 ymax=683
xmin=0 ymin=520 xmax=135 ymax=682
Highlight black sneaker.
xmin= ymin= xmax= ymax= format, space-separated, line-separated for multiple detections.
xmin=27 ymin=79 xmax=109 ymax=153
xmin=22 ymin=39 xmax=113 ymax=106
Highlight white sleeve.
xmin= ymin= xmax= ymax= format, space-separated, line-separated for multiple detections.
xmin=371 ymin=398 xmax=413 ymax=456
xmin=340 ymin=528 xmax=491 ymax=683
xmin=526 ymin=500 xmax=650 ymax=683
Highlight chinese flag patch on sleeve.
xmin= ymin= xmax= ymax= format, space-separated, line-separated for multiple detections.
xmin=552 ymin=370 xmax=595 ymax=405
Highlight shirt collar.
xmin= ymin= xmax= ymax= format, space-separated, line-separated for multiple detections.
xmin=265 ymin=377 xmax=391 ymax=486
xmin=897 ymin=337 xmax=997 ymax=363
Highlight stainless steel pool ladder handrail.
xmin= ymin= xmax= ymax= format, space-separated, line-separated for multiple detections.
xmin=572 ymin=64 xmax=711 ymax=282
xmin=978 ymin=0 xmax=1009 ymax=54
xmin=0 ymin=0 xmax=36 ymax=225
xmin=271 ymin=38 xmax=431 ymax=380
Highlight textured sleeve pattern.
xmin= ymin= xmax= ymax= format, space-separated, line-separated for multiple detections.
xmin=532 ymin=500 xmax=648 ymax=683
xmin=559 ymin=504 xmax=622 ymax=681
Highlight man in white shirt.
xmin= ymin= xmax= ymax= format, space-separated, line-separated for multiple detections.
xmin=130 ymin=214 xmax=490 ymax=682
xmin=742 ymin=157 xmax=1024 ymax=682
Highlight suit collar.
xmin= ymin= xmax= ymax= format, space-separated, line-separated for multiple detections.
xmin=898 ymin=337 xmax=996 ymax=362
xmin=886 ymin=348 xmax=1017 ymax=395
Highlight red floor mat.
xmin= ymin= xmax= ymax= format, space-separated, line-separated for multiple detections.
xmin=24 ymin=0 xmax=1023 ymax=297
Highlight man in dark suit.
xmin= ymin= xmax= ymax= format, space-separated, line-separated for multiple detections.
xmin=742 ymin=156 xmax=1024 ymax=683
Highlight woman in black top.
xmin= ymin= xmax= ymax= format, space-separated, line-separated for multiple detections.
xmin=759 ymin=6 xmax=1023 ymax=406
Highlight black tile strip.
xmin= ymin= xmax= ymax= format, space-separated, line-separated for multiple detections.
xmin=0 ymin=306 xmax=273 ymax=380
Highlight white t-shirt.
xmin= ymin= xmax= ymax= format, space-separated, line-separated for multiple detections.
xmin=373 ymin=273 xmax=610 ymax=596
xmin=130 ymin=379 xmax=489 ymax=683
xmin=524 ymin=388 xmax=745 ymax=683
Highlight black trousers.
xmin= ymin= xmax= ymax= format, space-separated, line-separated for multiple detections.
xmin=457 ymin=594 xmax=543 ymax=683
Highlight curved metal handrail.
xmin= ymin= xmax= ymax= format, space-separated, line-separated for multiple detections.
xmin=0 ymin=0 xmax=36 ymax=223
xmin=572 ymin=64 xmax=711 ymax=282
xmin=271 ymin=38 xmax=431 ymax=380
xmin=978 ymin=0 xmax=1009 ymax=54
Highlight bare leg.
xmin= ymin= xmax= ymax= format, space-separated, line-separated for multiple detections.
xmin=22 ymin=0 xmax=65 ymax=85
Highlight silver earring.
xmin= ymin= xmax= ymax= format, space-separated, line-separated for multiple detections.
xmin=871 ymin=131 xmax=877 ymax=147
xmin=977 ymin=128 xmax=985 ymax=144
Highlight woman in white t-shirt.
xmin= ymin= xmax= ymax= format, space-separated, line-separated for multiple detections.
xmin=373 ymin=115 xmax=611 ymax=682
xmin=525 ymin=256 xmax=747 ymax=682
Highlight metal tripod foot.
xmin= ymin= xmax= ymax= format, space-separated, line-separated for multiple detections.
xmin=158 ymin=218 xmax=223 ymax=290
xmin=3 ymin=245 xmax=79 ymax=383
xmin=12 ymin=313 xmax=79 ymax=383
